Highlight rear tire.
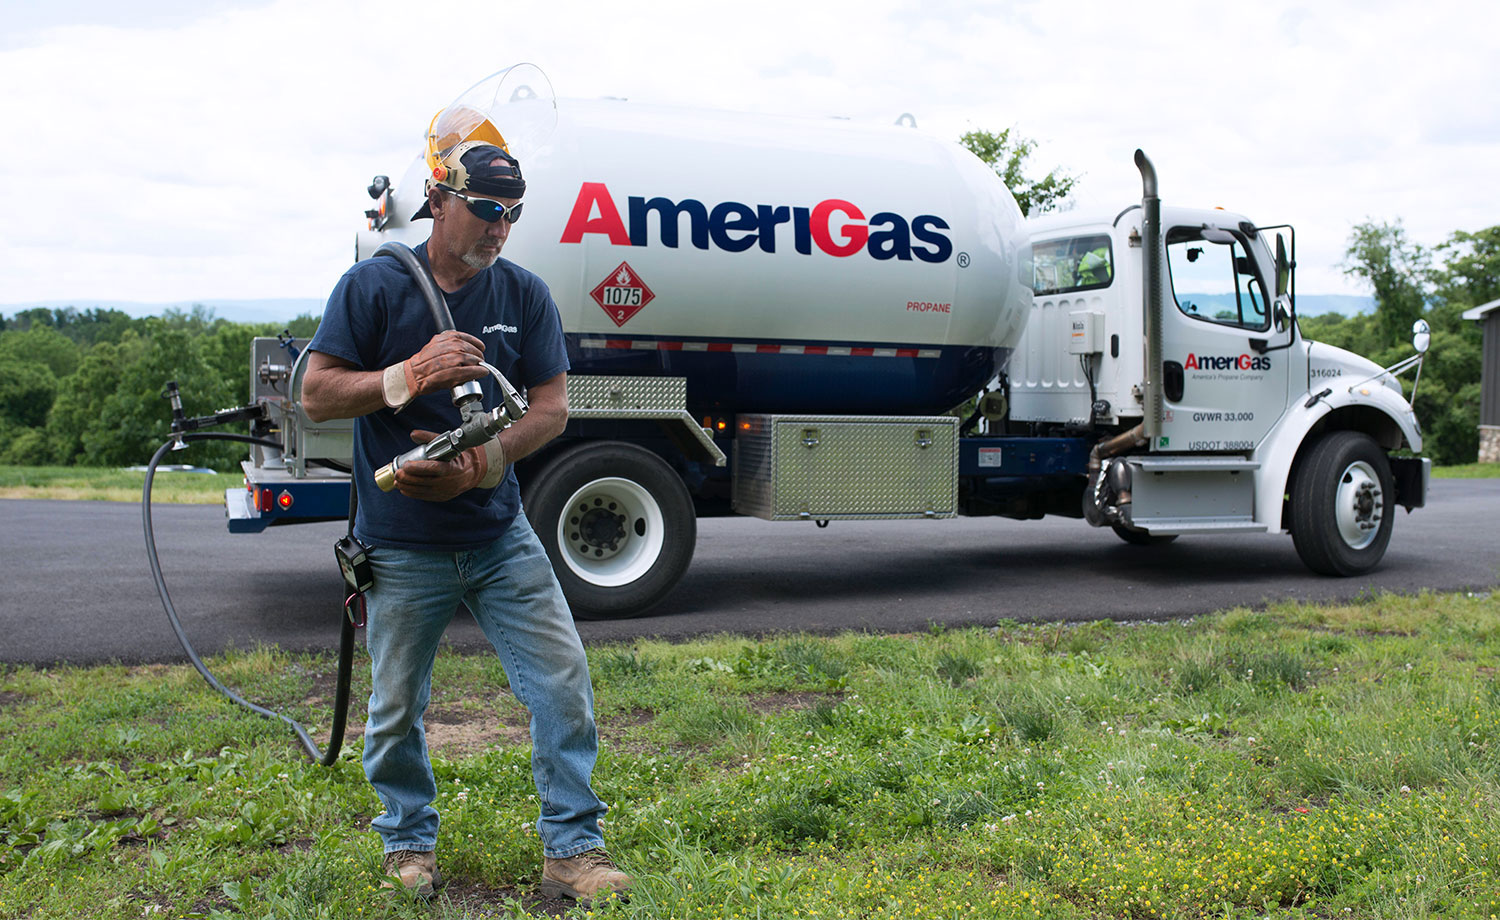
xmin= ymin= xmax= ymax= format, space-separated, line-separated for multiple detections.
xmin=523 ymin=441 xmax=696 ymax=619
xmin=1289 ymin=431 xmax=1394 ymax=576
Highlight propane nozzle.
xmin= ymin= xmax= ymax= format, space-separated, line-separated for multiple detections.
xmin=374 ymin=363 xmax=529 ymax=492
xmin=368 ymin=241 xmax=533 ymax=493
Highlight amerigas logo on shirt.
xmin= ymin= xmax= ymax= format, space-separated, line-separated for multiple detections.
xmin=483 ymin=323 xmax=518 ymax=334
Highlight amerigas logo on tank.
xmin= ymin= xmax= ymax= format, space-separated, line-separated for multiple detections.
xmin=560 ymin=182 xmax=954 ymax=263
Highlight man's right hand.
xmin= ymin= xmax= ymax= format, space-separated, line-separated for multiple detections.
xmin=385 ymin=330 xmax=488 ymax=407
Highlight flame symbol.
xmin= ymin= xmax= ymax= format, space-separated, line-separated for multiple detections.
xmin=615 ymin=266 xmax=632 ymax=286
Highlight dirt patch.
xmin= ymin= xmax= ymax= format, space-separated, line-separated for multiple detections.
xmin=344 ymin=707 xmax=531 ymax=759
xmin=748 ymin=691 xmax=840 ymax=714
xmin=441 ymin=880 xmax=574 ymax=917
xmin=296 ymin=665 xmax=357 ymax=710
xmin=1266 ymin=793 xmax=1333 ymax=817
xmin=336 ymin=697 xmax=668 ymax=760
xmin=596 ymin=707 xmax=661 ymax=755
xmin=0 ymin=691 xmax=25 ymax=711
xmin=273 ymin=836 xmax=317 ymax=854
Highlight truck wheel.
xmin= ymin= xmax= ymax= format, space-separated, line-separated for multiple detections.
xmin=1111 ymin=522 xmax=1178 ymax=546
xmin=523 ymin=442 xmax=696 ymax=619
xmin=1289 ymin=431 xmax=1394 ymax=576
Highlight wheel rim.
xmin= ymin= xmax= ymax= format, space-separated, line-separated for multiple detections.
xmin=1334 ymin=460 xmax=1383 ymax=550
xmin=554 ymin=477 xmax=665 ymax=587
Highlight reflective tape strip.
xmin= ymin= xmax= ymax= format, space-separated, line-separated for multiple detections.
xmin=577 ymin=338 xmax=944 ymax=357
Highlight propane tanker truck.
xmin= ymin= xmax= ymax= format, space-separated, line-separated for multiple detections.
xmin=224 ymin=77 xmax=1431 ymax=618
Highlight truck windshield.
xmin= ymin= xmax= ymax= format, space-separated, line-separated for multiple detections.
xmin=1031 ymin=234 xmax=1113 ymax=295
xmin=1165 ymin=227 xmax=1269 ymax=331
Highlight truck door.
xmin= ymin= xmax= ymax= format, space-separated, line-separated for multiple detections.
xmin=1154 ymin=224 xmax=1289 ymax=452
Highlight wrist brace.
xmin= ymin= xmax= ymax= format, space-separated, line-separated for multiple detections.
xmin=381 ymin=362 xmax=414 ymax=410
xmin=477 ymin=438 xmax=507 ymax=489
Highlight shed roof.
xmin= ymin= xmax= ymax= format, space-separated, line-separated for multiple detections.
xmin=1463 ymin=297 xmax=1500 ymax=321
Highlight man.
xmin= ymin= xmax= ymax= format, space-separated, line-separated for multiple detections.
xmin=302 ymin=138 xmax=630 ymax=905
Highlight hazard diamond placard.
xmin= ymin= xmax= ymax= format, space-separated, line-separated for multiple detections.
xmin=590 ymin=261 xmax=655 ymax=327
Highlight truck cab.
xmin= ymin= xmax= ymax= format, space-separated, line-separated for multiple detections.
xmin=1013 ymin=195 xmax=1428 ymax=571
xmin=1017 ymin=205 xmax=1303 ymax=443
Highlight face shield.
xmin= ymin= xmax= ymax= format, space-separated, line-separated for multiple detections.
xmin=423 ymin=63 xmax=557 ymax=196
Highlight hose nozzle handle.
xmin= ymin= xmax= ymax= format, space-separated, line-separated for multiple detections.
xmin=373 ymin=436 xmax=458 ymax=492
xmin=372 ymin=408 xmax=504 ymax=492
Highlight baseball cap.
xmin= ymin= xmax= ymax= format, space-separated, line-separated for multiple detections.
xmin=411 ymin=144 xmax=526 ymax=221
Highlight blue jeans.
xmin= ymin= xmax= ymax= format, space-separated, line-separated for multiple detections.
xmin=361 ymin=513 xmax=606 ymax=858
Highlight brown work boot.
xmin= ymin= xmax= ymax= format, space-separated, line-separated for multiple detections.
xmin=381 ymin=849 xmax=442 ymax=897
xmin=540 ymin=849 xmax=632 ymax=905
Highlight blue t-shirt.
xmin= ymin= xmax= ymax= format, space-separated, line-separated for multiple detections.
xmin=308 ymin=243 xmax=569 ymax=551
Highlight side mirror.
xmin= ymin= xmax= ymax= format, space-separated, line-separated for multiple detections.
xmin=1275 ymin=234 xmax=1290 ymax=297
xmin=1274 ymin=298 xmax=1291 ymax=333
xmin=1412 ymin=318 xmax=1431 ymax=354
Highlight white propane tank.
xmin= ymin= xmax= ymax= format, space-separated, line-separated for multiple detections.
xmin=358 ymin=98 xmax=1032 ymax=415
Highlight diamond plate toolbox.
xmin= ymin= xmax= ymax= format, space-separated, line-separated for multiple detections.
xmin=732 ymin=415 xmax=958 ymax=521
xmin=567 ymin=376 xmax=686 ymax=414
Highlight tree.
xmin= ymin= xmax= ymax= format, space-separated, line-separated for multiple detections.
xmin=1335 ymin=219 xmax=1491 ymax=465
xmin=46 ymin=340 xmax=132 ymax=464
xmin=958 ymin=128 xmax=1076 ymax=218
xmin=0 ymin=362 xmax=57 ymax=430
xmin=4 ymin=306 xmax=137 ymax=346
xmin=1341 ymin=219 xmax=1430 ymax=349
xmin=285 ymin=313 xmax=321 ymax=340
xmin=0 ymin=325 xmax=81 ymax=379
xmin=1431 ymin=226 xmax=1500 ymax=310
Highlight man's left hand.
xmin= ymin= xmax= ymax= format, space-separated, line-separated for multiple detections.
xmin=394 ymin=430 xmax=487 ymax=502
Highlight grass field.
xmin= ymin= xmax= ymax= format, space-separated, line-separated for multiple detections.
xmin=0 ymin=462 xmax=1496 ymax=505
xmin=1431 ymin=462 xmax=1500 ymax=479
xmin=0 ymin=466 xmax=243 ymax=504
xmin=5 ymin=591 xmax=1500 ymax=918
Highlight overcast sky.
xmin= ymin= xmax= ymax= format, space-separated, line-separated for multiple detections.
xmin=1 ymin=0 xmax=1494 ymax=308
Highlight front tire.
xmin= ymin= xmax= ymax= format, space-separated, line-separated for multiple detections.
xmin=1289 ymin=431 xmax=1395 ymax=576
xmin=523 ymin=441 xmax=696 ymax=619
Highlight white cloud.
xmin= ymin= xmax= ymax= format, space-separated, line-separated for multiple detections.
xmin=1 ymin=0 xmax=1495 ymax=304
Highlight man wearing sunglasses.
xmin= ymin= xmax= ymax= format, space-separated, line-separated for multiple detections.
xmin=302 ymin=143 xmax=630 ymax=906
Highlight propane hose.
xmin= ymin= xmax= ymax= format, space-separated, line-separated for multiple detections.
xmin=143 ymin=432 xmax=357 ymax=765
xmin=369 ymin=241 xmax=528 ymax=492
xmin=142 ymin=243 xmax=504 ymax=759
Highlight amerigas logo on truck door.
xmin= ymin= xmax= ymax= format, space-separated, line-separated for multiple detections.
xmin=559 ymin=182 xmax=954 ymax=263
xmin=1185 ymin=353 xmax=1272 ymax=372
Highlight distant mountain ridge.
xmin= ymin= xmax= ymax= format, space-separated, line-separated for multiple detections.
xmin=0 ymin=298 xmax=326 ymax=326
xmin=1177 ymin=293 xmax=1374 ymax=318
xmin=3 ymin=293 xmax=1375 ymax=325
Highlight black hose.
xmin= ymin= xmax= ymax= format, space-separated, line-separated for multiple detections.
xmin=374 ymin=242 xmax=455 ymax=333
xmin=143 ymin=432 xmax=357 ymax=765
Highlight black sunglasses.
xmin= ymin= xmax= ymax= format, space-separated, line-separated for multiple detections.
xmin=446 ymin=189 xmax=523 ymax=224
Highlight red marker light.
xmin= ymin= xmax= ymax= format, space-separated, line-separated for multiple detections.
xmin=277 ymin=491 xmax=294 ymax=510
